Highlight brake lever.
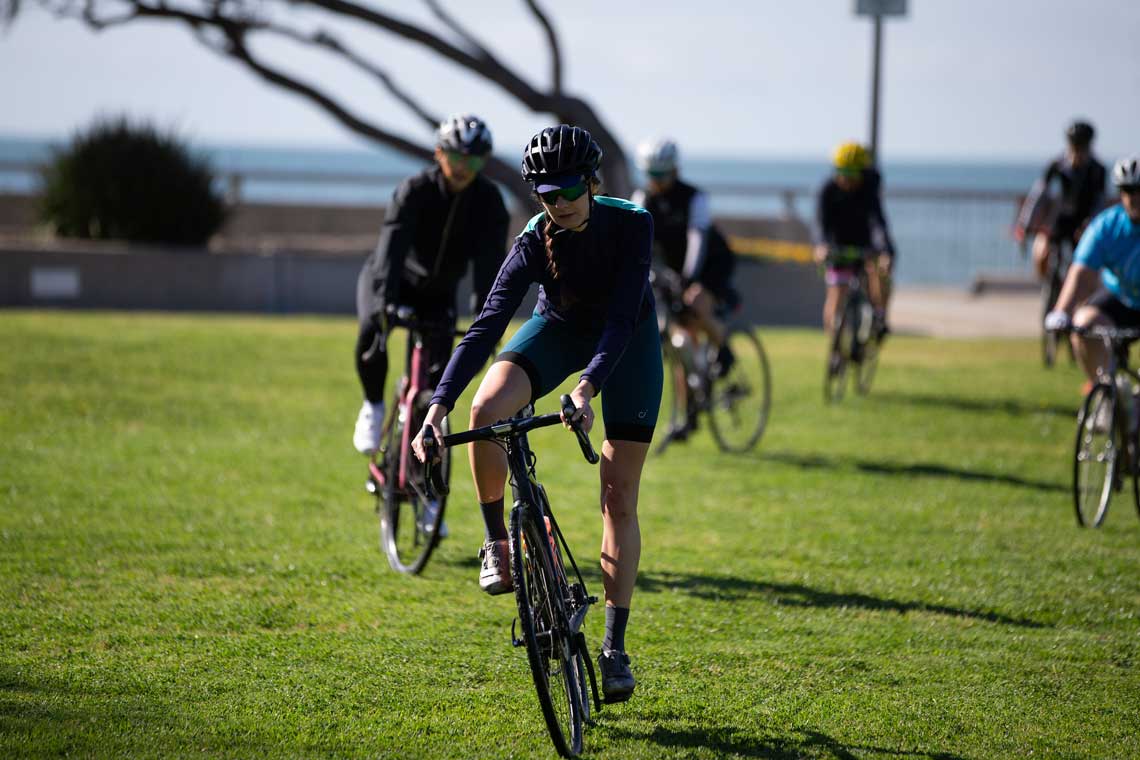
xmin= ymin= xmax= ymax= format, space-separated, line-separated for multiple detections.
xmin=422 ymin=427 xmax=450 ymax=497
xmin=560 ymin=394 xmax=599 ymax=465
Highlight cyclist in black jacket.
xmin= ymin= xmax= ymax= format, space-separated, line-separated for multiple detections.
xmin=1016 ymin=120 xmax=1107 ymax=280
xmin=813 ymin=141 xmax=895 ymax=338
xmin=353 ymin=114 xmax=509 ymax=458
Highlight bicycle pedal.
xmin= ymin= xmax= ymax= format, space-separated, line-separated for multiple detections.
xmin=510 ymin=618 xmax=525 ymax=648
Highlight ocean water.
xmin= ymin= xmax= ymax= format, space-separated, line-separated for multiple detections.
xmin=0 ymin=135 xmax=1045 ymax=286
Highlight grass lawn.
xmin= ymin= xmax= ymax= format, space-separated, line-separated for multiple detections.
xmin=1 ymin=310 xmax=1137 ymax=759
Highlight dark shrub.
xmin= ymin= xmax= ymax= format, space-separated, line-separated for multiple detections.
xmin=39 ymin=117 xmax=227 ymax=245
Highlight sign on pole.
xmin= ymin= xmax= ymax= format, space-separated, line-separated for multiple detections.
xmin=855 ymin=0 xmax=907 ymax=17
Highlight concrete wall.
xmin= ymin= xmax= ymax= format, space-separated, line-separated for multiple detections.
xmin=1 ymin=191 xmax=821 ymax=325
xmin=1 ymin=244 xmax=822 ymax=326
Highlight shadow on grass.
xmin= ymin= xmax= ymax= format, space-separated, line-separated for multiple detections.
xmin=761 ymin=450 xmax=1065 ymax=494
xmin=603 ymin=717 xmax=968 ymax=759
xmin=637 ymin=571 xmax=1046 ymax=628
xmin=876 ymin=390 xmax=1074 ymax=419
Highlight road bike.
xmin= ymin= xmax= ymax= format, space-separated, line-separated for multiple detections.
xmin=1069 ymin=324 xmax=1140 ymax=527
xmin=423 ymin=395 xmax=602 ymax=758
xmin=823 ymin=246 xmax=882 ymax=403
xmin=365 ymin=309 xmax=464 ymax=574
xmin=653 ymin=272 xmax=771 ymax=454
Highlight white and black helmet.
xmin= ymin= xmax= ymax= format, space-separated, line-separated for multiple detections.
xmin=436 ymin=113 xmax=493 ymax=156
xmin=1113 ymin=155 xmax=1140 ymax=188
xmin=636 ymin=137 xmax=679 ymax=174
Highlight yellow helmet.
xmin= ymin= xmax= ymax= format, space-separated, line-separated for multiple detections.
xmin=833 ymin=142 xmax=868 ymax=172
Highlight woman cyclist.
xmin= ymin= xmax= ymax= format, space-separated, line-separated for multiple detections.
xmin=411 ymin=125 xmax=662 ymax=704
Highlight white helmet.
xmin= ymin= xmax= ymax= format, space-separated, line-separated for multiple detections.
xmin=1113 ymin=155 xmax=1140 ymax=188
xmin=436 ymin=113 xmax=493 ymax=155
xmin=636 ymin=137 xmax=679 ymax=174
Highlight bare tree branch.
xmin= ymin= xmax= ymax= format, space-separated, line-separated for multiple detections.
xmin=249 ymin=19 xmax=441 ymax=128
xmin=33 ymin=0 xmax=632 ymax=199
xmin=301 ymin=0 xmax=549 ymax=110
xmin=422 ymin=0 xmax=490 ymax=59
xmin=522 ymin=0 xmax=561 ymax=94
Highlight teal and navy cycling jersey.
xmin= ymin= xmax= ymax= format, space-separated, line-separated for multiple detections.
xmin=430 ymin=196 xmax=655 ymax=411
xmin=1074 ymin=204 xmax=1140 ymax=308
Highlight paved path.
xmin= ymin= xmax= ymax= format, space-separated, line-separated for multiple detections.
xmin=890 ymin=287 xmax=1041 ymax=338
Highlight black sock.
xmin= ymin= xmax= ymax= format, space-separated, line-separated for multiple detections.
xmin=602 ymin=606 xmax=630 ymax=653
xmin=480 ymin=498 xmax=507 ymax=542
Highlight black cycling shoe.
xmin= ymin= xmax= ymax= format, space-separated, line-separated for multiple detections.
xmin=598 ymin=650 xmax=636 ymax=703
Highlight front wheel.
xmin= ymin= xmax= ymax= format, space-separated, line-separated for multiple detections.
xmin=1073 ymin=383 xmax=1117 ymax=527
xmin=378 ymin=410 xmax=449 ymax=574
xmin=708 ymin=326 xmax=771 ymax=452
xmin=824 ymin=300 xmax=855 ymax=403
xmin=510 ymin=506 xmax=584 ymax=757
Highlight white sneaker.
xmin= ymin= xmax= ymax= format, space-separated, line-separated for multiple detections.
xmin=353 ymin=400 xmax=385 ymax=455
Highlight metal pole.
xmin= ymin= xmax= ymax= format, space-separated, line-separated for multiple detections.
xmin=869 ymin=14 xmax=882 ymax=165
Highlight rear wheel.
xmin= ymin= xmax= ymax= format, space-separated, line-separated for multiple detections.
xmin=510 ymin=506 xmax=584 ymax=757
xmin=708 ymin=326 xmax=771 ymax=452
xmin=379 ymin=404 xmax=449 ymax=574
xmin=1073 ymin=383 xmax=1117 ymax=527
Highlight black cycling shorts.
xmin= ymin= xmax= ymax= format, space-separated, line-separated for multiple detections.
xmin=1085 ymin=289 xmax=1140 ymax=330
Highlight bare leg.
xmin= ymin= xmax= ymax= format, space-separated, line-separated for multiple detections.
xmin=1072 ymin=306 xmax=1112 ymax=385
xmin=682 ymin=284 xmax=726 ymax=346
xmin=598 ymin=439 xmax=650 ymax=609
xmin=468 ymin=361 xmax=532 ymax=502
xmin=823 ymin=284 xmax=848 ymax=335
xmin=1031 ymin=233 xmax=1052 ymax=281
xmin=864 ymin=258 xmax=884 ymax=312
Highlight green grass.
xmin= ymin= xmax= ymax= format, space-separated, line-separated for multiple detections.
xmin=1 ymin=311 xmax=1137 ymax=759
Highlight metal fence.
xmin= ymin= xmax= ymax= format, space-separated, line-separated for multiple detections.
xmin=1 ymin=161 xmax=1030 ymax=288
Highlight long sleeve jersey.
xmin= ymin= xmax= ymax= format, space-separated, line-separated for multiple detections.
xmin=430 ymin=196 xmax=655 ymax=410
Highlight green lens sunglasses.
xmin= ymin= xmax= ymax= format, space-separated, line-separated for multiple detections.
xmin=445 ymin=151 xmax=486 ymax=169
xmin=538 ymin=181 xmax=588 ymax=204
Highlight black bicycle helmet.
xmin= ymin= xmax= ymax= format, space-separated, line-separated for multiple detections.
xmin=1065 ymin=120 xmax=1095 ymax=147
xmin=520 ymin=125 xmax=603 ymax=182
xmin=436 ymin=113 xmax=493 ymax=156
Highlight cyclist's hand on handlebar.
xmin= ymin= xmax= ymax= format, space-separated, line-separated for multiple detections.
xmin=411 ymin=404 xmax=448 ymax=463
xmin=1044 ymin=309 xmax=1072 ymax=333
xmin=813 ymin=244 xmax=829 ymax=265
xmin=561 ymin=382 xmax=596 ymax=435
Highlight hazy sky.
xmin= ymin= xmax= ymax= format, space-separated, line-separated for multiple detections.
xmin=2 ymin=0 xmax=1137 ymax=161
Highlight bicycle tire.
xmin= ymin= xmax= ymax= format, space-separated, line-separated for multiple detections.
xmin=378 ymin=405 xmax=448 ymax=574
xmin=824 ymin=298 xmax=855 ymax=403
xmin=856 ymin=334 xmax=880 ymax=396
xmin=510 ymin=506 xmax=584 ymax=758
xmin=655 ymin=339 xmax=689 ymax=455
xmin=708 ymin=326 xmax=771 ymax=452
xmin=1073 ymin=383 xmax=1116 ymax=527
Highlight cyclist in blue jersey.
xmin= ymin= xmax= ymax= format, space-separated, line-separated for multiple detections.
xmin=352 ymin=114 xmax=508 ymax=458
xmin=1044 ymin=156 xmax=1140 ymax=386
xmin=411 ymin=125 xmax=662 ymax=704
